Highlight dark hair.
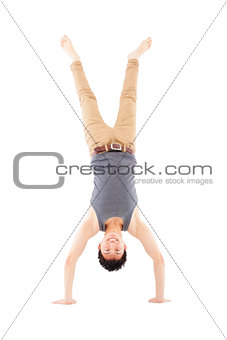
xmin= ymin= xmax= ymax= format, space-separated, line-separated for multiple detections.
xmin=98 ymin=249 xmax=127 ymax=272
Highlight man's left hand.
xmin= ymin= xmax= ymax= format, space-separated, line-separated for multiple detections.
xmin=148 ymin=297 xmax=171 ymax=303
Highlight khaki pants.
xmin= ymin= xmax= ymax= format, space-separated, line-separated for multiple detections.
xmin=70 ymin=58 xmax=139 ymax=156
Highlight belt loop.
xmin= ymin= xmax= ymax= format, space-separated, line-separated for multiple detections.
xmin=104 ymin=144 xmax=108 ymax=152
xmin=123 ymin=144 xmax=126 ymax=152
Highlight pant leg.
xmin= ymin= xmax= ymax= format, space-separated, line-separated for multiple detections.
xmin=113 ymin=58 xmax=139 ymax=152
xmin=70 ymin=61 xmax=113 ymax=156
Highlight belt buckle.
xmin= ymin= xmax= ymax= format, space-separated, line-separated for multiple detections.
xmin=110 ymin=143 xmax=122 ymax=151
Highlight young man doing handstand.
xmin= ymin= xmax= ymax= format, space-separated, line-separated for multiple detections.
xmin=53 ymin=35 xmax=171 ymax=304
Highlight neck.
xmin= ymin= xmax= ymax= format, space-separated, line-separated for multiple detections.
xmin=105 ymin=218 xmax=123 ymax=235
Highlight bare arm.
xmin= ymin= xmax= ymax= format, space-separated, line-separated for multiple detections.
xmin=52 ymin=207 xmax=99 ymax=304
xmin=128 ymin=207 xmax=171 ymax=303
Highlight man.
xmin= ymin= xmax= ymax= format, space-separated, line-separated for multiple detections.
xmin=53 ymin=35 xmax=171 ymax=304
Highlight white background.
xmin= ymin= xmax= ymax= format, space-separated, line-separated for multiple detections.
xmin=0 ymin=0 xmax=226 ymax=339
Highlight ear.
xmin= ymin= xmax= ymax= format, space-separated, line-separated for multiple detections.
xmin=124 ymin=244 xmax=127 ymax=250
xmin=98 ymin=243 xmax=101 ymax=250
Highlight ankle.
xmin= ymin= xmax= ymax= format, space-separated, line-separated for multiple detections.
xmin=72 ymin=56 xmax=81 ymax=63
xmin=128 ymin=53 xmax=139 ymax=61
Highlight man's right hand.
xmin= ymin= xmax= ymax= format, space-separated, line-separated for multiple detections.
xmin=52 ymin=298 xmax=77 ymax=305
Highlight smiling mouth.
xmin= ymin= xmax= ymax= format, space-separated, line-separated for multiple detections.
xmin=108 ymin=237 xmax=118 ymax=241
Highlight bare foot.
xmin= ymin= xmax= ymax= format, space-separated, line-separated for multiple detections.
xmin=128 ymin=37 xmax=152 ymax=60
xmin=60 ymin=35 xmax=80 ymax=62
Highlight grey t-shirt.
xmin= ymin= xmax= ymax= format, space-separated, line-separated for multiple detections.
xmin=90 ymin=151 xmax=138 ymax=232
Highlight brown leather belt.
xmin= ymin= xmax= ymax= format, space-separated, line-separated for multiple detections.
xmin=91 ymin=143 xmax=134 ymax=156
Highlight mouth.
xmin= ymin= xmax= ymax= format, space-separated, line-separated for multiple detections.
xmin=107 ymin=232 xmax=120 ymax=242
xmin=107 ymin=234 xmax=119 ymax=241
